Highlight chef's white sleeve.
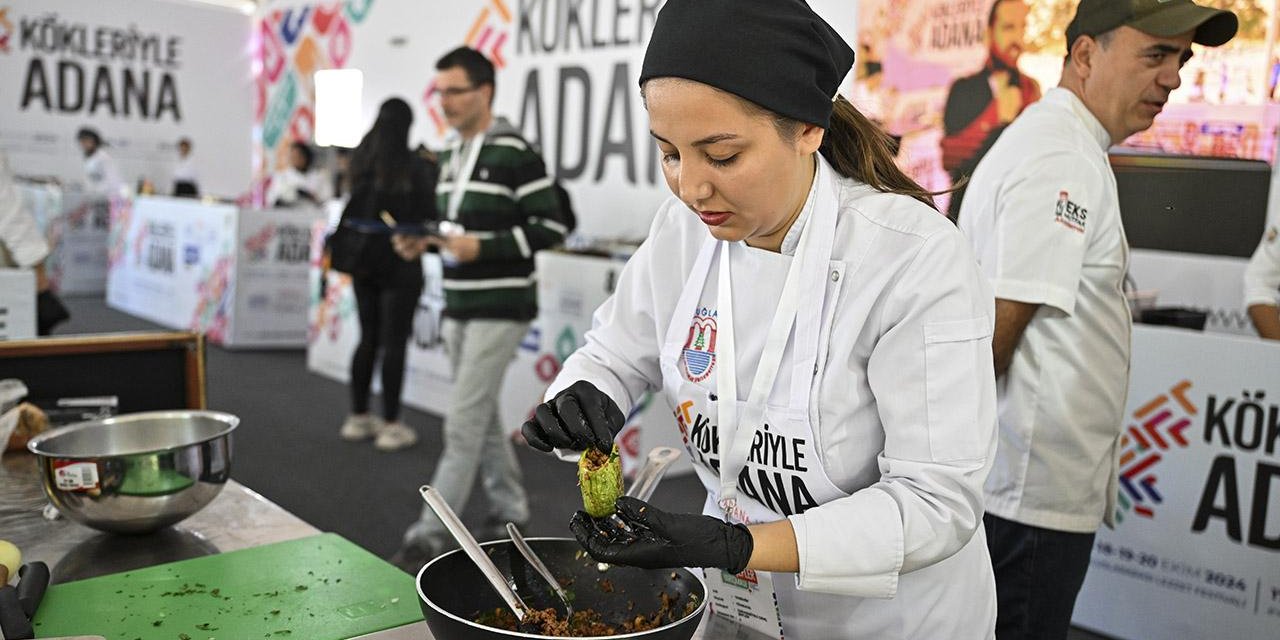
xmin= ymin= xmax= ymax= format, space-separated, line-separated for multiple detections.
xmin=0 ymin=155 xmax=50 ymax=267
xmin=1244 ymin=226 xmax=1280 ymax=307
xmin=987 ymin=152 xmax=1099 ymax=314
xmin=788 ymin=228 xmax=997 ymax=598
xmin=548 ymin=208 xmax=671 ymax=417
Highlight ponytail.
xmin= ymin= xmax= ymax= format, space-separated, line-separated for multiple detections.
xmin=640 ymin=79 xmax=949 ymax=212
xmin=819 ymin=96 xmax=945 ymax=212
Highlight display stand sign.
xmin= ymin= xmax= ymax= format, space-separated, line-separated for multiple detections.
xmin=1073 ymin=325 xmax=1280 ymax=639
xmin=0 ymin=270 xmax=37 ymax=341
xmin=107 ymin=196 xmax=321 ymax=347
xmin=232 ymin=207 xmax=322 ymax=346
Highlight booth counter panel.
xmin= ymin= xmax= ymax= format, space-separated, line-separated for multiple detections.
xmin=0 ymin=269 xmax=37 ymax=340
xmin=107 ymin=196 xmax=322 ymax=348
xmin=1073 ymin=325 xmax=1280 ymax=639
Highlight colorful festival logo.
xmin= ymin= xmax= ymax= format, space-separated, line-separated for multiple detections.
xmin=423 ymin=0 xmax=512 ymax=136
xmin=243 ymin=224 xmax=277 ymax=263
xmin=1115 ymin=380 xmax=1196 ymax=522
xmin=254 ymin=1 xmax=372 ymax=202
xmin=681 ymin=311 xmax=717 ymax=383
xmin=0 ymin=7 xmax=13 ymax=54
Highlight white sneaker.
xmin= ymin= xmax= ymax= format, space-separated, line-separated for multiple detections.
xmin=340 ymin=414 xmax=382 ymax=441
xmin=374 ymin=421 xmax=418 ymax=451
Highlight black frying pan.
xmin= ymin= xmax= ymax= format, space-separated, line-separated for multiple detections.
xmin=416 ymin=538 xmax=706 ymax=640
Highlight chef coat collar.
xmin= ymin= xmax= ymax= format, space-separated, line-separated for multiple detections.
xmin=1044 ymin=87 xmax=1113 ymax=151
xmin=777 ymin=155 xmax=824 ymax=257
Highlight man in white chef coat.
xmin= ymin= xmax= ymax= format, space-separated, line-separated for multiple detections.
xmin=1245 ymin=224 xmax=1280 ymax=339
xmin=958 ymin=1 xmax=1238 ymax=639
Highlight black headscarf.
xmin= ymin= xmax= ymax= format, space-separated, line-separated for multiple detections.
xmin=639 ymin=0 xmax=855 ymax=128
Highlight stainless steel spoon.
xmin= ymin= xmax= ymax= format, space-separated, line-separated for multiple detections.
xmin=506 ymin=522 xmax=574 ymax=618
xmin=419 ymin=485 xmax=530 ymax=624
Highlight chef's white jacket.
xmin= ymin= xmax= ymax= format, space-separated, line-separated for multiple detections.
xmin=267 ymin=167 xmax=331 ymax=207
xmin=959 ymin=87 xmax=1131 ymax=533
xmin=82 ymin=148 xmax=124 ymax=199
xmin=552 ymin=169 xmax=998 ymax=634
xmin=172 ymin=156 xmax=200 ymax=189
xmin=1244 ymin=225 xmax=1280 ymax=308
xmin=0 ymin=151 xmax=49 ymax=268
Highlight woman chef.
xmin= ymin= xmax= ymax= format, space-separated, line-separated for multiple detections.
xmin=522 ymin=0 xmax=999 ymax=637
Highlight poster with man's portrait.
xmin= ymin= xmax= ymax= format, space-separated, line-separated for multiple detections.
xmin=853 ymin=0 xmax=1280 ymax=217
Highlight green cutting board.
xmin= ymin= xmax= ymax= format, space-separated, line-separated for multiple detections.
xmin=32 ymin=533 xmax=423 ymax=640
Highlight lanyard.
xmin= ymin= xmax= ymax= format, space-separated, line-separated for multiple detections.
xmin=445 ymin=135 xmax=485 ymax=221
xmin=713 ymin=187 xmax=818 ymax=516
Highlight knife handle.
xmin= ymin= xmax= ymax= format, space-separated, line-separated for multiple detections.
xmin=0 ymin=585 xmax=33 ymax=640
xmin=16 ymin=563 xmax=48 ymax=619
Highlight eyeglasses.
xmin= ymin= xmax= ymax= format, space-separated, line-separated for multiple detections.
xmin=431 ymin=85 xmax=480 ymax=98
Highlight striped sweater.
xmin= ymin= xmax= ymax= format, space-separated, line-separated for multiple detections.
xmin=436 ymin=117 xmax=566 ymax=320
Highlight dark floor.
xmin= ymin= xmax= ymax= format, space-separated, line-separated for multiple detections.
xmin=44 ymin=295 xmax=1111 ymax=640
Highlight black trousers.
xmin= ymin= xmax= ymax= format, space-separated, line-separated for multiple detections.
xmin=350 ymin=276 xmax=421 ymax=422
xmin=985 ymin=513 xmax=1096 ymax=640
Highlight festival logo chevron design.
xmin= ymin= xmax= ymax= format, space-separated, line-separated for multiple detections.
xmin=423 ymin=0 xmax=512 ymax=136
xmin=1115 ymin=380 xmax=1196 ymax=522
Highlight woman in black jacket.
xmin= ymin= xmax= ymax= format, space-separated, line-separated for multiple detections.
xmin=337 ymin=97 xmax=438 ymax=450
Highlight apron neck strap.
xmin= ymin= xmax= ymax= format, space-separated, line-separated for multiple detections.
xmin=716 ymin=157 xmax=840 ymax=514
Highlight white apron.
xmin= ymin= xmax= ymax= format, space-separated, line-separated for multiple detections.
xmin=657 ymin=159 xmax=994 ymax=639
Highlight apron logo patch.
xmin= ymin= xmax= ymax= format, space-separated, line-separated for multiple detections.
xmin=1054 ymin=190 xmax=1087 ymax=233
xmin=681 ymin=310 xmax=717 ymax=382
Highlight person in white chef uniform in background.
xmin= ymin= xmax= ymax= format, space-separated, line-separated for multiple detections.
xmin=520 ymin=1 xmax=1000 ymax=638
xmin=1245 ymin=222 xmax=1280 ymax=340
xmin=76 ymin=127 xmax=125 ymax=200
xmin=171 ymin=137 xmax=200 ymax=198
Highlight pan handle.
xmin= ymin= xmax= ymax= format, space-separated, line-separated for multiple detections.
xmin=626 ymin=447 xmax=682 ymax=502
xmin=419 ymin=486 xmax=529 ymax=621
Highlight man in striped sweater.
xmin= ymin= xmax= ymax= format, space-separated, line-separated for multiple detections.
xmin=392 ymin=47 xmax=566 ymax=566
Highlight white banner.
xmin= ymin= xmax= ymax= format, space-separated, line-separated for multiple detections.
xmin=0 ymin=0 xmax=253 ymax=198
xmin=1073 ymin=325 xmax=1280 ymax=639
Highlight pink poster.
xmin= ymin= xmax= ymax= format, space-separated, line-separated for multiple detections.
xmin=854 ymin=0 xmax=1280 ymax=216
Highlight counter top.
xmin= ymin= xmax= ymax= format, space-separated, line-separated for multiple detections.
xmin=1 ymin=451 xmax=760 ymax=640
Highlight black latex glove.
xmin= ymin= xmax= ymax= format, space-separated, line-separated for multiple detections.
xmin=521 ymin=380 xmax=624 ymax=452
xmin=570 ymin=497 xmax=754 ymax=573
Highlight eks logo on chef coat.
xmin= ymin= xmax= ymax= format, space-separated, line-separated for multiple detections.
xmin=1055 ymin=190 xmax=1087 ymax=233
xmin=681 ymin=308 xmax=717 ymax=382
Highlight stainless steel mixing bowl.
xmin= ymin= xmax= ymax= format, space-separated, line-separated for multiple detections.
xmin=26 ymin=410 xmax=237 ymax=534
